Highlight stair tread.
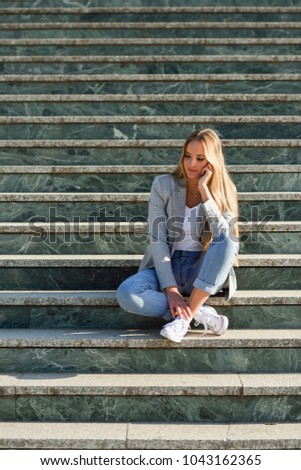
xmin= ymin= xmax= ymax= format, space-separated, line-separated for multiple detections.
xmin=0 ymin=328 xmax=300 ymax=348
xmin=0 ymin=422 xmax=300 ymax=450
xmin=1 ymin=372 xmax=301 ymax=396
xmin=0 ymin=192 xmax=299 ymax=201
xmin=0 ymin=289 xmax=300 ymax=305
xmin=2 ymin=93 xmax=301 ymax=101
xmin=0 ymin=253 xmax=299 ymax=266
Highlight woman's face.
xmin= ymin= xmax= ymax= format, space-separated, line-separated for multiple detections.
xmin=182 ymin=140 xmax=209 ymax=182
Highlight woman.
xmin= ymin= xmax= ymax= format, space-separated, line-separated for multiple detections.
xmin=117 ymin=128 xmax=239 ymax=343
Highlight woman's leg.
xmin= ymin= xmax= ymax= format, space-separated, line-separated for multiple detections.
xmin=186 ymin=232 xmax=238 ymax=316
xmin=116 ymin=268 xmax=173 ymax=321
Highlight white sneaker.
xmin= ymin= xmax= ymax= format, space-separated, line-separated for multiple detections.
xmin=160 ymin=317 xmax=191 ymax=343
xmin=194 ymin=304 xmax=228 ymax=336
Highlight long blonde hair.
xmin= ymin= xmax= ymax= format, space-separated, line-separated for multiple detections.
xmin=172 ymin=128 xmax=239 ymax=265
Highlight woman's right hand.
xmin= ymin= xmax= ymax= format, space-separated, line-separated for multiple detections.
xmin=165 ymin=286 xmax=192 ymax=320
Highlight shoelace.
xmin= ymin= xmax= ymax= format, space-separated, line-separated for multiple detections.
xmin=168 ymin=318 xmax=191 ymax=333
xmin=194 ymin=312 xmax=219 ymax=334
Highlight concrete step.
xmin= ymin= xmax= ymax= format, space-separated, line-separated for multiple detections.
xmin=0 ymin=253 xmax=300 ymax=267
xmin=0 ymin=329 xmax=301 ymax=374
xmin=2 ymin=22 xmax=301 ymax=30
xmin=4 ymin=38 xmax=301 ymax=46
xmin=1 ymin=372 xmax=301 ymax=396
xmin=3 ymin=6 xmax=301 ymax=14
xmin=0 ymin=372 xmax=301 ymax=424
xmin=1 ymin=74 xmax=301 ymax=96
xmin=0 ymin=165 xmax=299 ymax=194
xmin=0 ymin=191 xmax=299 ymax=201
xmin=0 ymin=290 xmax=300 ymax=330
xmin=0 ymin=421 xmax=300 ymax=449
xmin=1 ymin=121 xmax=301 ymax=140
xmin=0 ymin=328 xmax=301 ymax=348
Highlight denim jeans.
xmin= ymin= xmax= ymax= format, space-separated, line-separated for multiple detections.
xmin=117 ymin=232 xmax=238 ymax=322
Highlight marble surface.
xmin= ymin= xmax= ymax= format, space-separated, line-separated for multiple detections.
xmin=0 ymin=266 xmax=299 ymax=290
xmin=1 ymin=147 xmax=300 ymax=165
xmin=1 ymin=122 xmax=301 ymax=140
xmin=2 ymin=0 xmax=301 ymax=7
xmin=0 ymin=200 xmax=299 ymax=223
xmin=0 ymin=346 xmax=301 ymax=374
xmin=0 ymin=172 xmax=299 ymax=193
xmin=2 ymin=80 xmax=301 ymax=96
xmin=4 ymin=101 xmax=301 ymax=117
xmin=2 ymin=395 xmax=299 ymax=423
xmin=3 ymin=12 xmax=301 ymax=24
xmin=0 ymin=232 xmax=300 ymax=255
xmin=1 ymin=304 xmax=300 ymax=329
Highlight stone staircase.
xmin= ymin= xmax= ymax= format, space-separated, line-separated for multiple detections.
xmin=0 ymin=0 xmax=301 ymax=450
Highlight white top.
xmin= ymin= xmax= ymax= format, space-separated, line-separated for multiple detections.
xmin=173 ymin=203 xmax=203 ymax=252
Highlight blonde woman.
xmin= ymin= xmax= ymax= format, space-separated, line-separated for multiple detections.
xmin=117 ymin=129 xmax=239 ymax=343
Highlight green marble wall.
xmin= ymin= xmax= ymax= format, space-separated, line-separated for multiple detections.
xmin=0 ymin=347 xmax=301 ymax=374
xmin=0 ymin=305 xmax=300 ymax=330
xmin=0 ymin=395 xmax=300 ymax=424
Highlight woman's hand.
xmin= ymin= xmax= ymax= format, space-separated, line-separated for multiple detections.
xmin=198 ymin=163 xmax=214 ymax=189
xmin=165 ymin=286 xmax=192 ymax=320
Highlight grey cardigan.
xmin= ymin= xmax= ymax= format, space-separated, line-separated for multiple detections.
xmin=138 ymin=174 xmax=239 ymax=301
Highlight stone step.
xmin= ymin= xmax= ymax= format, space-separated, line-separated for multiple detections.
xmin=0 ymin=258 xmax=299 ymax=290
xmin=0 ymin=290 xmax=300 ymax=330
xmin=4 ymin=46 xmax=301 ymax=57
xmin=2 ymin=92 xmax=301 ymax=101
xmin=0 ymin=289 xmax=300 ymax=306
xmin=2 ymin=6 xmax=301 ymax=14
xmin=2 ymin=22 xmax=301 ymax=30
xmin=0 ymin=199 xmax=298 ymax=223
xmin=1 ymin=220 xmax=300 ymax=231
xmin=2 ymin=92 xmax=301 ymax=117
xmin=0 ymin=191 xmax=299 ymax=201
xmin=0 ymin=223 xmax=299 ymax=256
xmin=0 ymin=329 xmax=301 ymax=374
xmin=0 ymin=145 xmax=300 ymax=166
xmin=0 ymin=421 xmax=300 ymax=449
xmin=2 ymin=115 xmax=301 ymax=124
xmin=0 ymin=254 xmax=299 ymax=266
xmin=0 ymin=372 xmax=301 ymax=424
xmin=0 ymin=166 xmax=299 ymax=194
xmin=4 ymin=38 xmax=301 ymax=46
xmin=2 ymin=372 xmax=301 ymax=396
xmin=0 ymin=164 xmax=299 ymax=173
xmin=1 ymin=74 xmax=301 ymax=96
xmin=1 ymin=122 xmax=301 ymax=140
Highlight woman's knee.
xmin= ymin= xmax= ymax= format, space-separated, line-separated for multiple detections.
xmin=116 ymin=278 xmax=134 ymax=311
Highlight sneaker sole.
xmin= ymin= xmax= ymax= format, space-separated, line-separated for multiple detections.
xmin=160 ymin=328 xmax=183 ymax=343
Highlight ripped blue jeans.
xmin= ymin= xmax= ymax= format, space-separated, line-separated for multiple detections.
xmin=117 ymin=232 xmax=238 ymax=322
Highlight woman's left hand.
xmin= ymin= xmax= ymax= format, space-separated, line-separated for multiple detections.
xmin=198 ymin=163 xmax=214 ymax=189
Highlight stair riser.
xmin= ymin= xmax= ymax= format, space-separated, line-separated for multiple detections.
xmin=4 ymin=45 xmax=301 ymax=56
xmin=3 ymin=13 xmax=301 ymax=23
xmin=0 ymin=305 xmax=300 ymax=329
xmin=1 ymin=147 xmax=300 ymax=166
xmin=3 ymin=28 xmax=301 ymax=39
xmin=2 ymin=81 xmax=300 ymax=95
xmin=1 ymin=395 xmax=301 ymax=424
xmin=0 ymin=267 xmax=299 ymax=290
xmin=0 ymin=201 xmax=298 ymax=222
xmin=0 ymin=173 xmax=299 ymax=192
xmin=1 ymin=0 xmax=301 ymax=9
xmin=4 ymin=102 xmax=301 ymax=117
xmin=0 ymin=347 xmax=300 ymax=373
xmin=0 ymin=123 xmax=301 ymax=139
xmin=0 ymin=232 xmax=299 ymax=255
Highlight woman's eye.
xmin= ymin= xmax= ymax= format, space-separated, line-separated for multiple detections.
xmin=184 ymin=155 xmax=190 ymax=158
